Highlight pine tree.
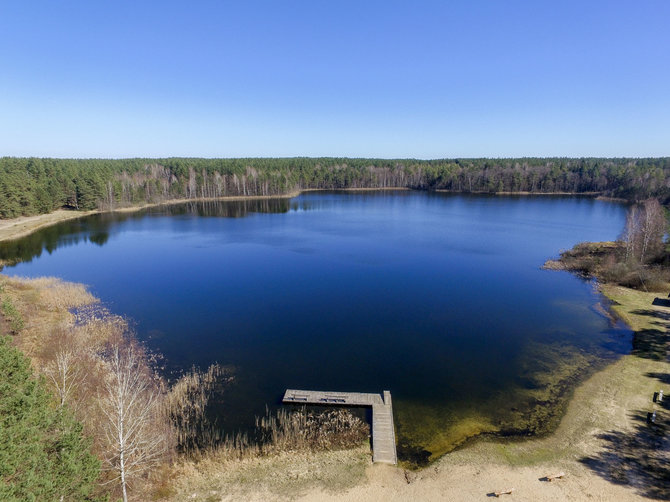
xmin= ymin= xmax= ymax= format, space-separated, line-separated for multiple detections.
xmin=0 ymin=336 xmax=102 ymax=501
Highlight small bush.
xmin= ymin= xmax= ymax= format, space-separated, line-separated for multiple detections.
xmin=618 ymin=267 xmax=670 ymax=292
xmin=1 ymin=298 xmax=24 ymax=333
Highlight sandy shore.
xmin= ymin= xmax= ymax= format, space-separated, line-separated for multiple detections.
xmin=293 ymin=354 xmax=667 ymax=501
xmin=0 ymin=209 xmax=99 ymax=242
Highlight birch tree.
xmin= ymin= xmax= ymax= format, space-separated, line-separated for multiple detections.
xmin=639 ymin=199 xmax=666 ymax=262
xmin=44 ymin=347 xmax=84 ymax=409
xmin=99 ymin=344 xmax=169 ymax=502
xmin=622 ymin=199 xmax=667 ymax=263
xmin=622 ymin=204 xmax=640 ymax=262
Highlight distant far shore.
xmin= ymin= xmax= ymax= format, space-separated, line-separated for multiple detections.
xmin=0 ymin=187 xmax=618 ymax=243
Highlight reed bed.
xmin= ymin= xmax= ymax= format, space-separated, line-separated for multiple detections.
xmin=16 ymin=276 xmax=96 ymax=310
xmin=163 ymin=363 xmax=230 ymax=454
xmin=207 ymin=407 xmax=370 ymax=463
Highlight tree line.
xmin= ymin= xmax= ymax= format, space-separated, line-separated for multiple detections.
xmin=2 ymin=156 xmax=670 ymax=218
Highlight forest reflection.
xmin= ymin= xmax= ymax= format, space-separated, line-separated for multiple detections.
xmin=0 ymin=198 xmax=293 ymax=268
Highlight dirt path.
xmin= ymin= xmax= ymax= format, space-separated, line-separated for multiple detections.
xmin=0 ymin=209 xmax=98 ymax=242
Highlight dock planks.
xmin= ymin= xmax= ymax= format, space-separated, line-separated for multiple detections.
xmin=283 ymin=389 xmax=397 ymax=465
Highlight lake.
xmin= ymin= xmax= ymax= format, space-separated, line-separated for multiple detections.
xmin=0 ymin=191 xmax=632 ymax=463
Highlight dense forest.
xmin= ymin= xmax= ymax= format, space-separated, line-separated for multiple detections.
xmin=1 ymin=157 xmax=669 ymax=218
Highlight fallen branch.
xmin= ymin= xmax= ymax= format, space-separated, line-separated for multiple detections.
xmin=545 ymin=471 xmax=565 ymax=481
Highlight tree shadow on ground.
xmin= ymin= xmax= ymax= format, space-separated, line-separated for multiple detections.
xmin=580 ymin=410 xmax=670 ymax=499
xmin=631 ymin=308 xmax=670 ymax=323
xmin=646 ymin=372 xmax=670 ymax=386
xmin=626 ymin=308 xmax=670 ymax=361
xmin=632 ymin=329 xmax=670 ymax=360
xmin=652 ymin=298 xmax=670 ymax=308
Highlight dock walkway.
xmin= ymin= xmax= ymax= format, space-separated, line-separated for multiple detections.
xmin=283 ymin=389 xmax=397 ymax=465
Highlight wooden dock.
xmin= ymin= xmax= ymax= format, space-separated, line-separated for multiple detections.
xmin=283 ymin=389 xmax=397 ymax=465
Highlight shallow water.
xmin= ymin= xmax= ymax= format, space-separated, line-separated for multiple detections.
xmin=1 ymin=192 xmax=632 ymax=463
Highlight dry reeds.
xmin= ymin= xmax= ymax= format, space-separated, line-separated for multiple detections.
xmin=16 ymin=276 xmax=96 ymax=310
xmin=256 ymin=407 xmax=369 ymax=454
xmin=163 ymin=363 xmax=229 ymax=454
xmin=205 ymin=406 xmax=369 ymax=463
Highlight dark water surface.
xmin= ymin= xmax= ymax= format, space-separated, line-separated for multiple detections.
xmin=1 ymin=192 xmax=632 ymax=462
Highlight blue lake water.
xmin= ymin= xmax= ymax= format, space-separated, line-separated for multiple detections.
xmin=1 ymin=191 xmax=632 ymax=462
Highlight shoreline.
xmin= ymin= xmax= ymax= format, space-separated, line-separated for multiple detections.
xmin=435 ymin=188 xmax=603 ymax=197
xmin=0 ymin=187 xmax=616 ymax=243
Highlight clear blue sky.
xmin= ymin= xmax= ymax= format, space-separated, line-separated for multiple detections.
xmin=1 ymin=1 xmax=668 ymax=158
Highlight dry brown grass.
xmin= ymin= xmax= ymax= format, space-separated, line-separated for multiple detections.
xmin=544 ymin=241 xmax=670 ymax=292
xmin=0 ymin=274 xmax=131 ymax=357
xmin=168 ymin=445 xmax=370 ymax=501
xmin=0 ymin=275 xmax=90 ymax=358
xmin=256 ymin=408 xmax=370 ymax=455
xmin=19 ymin=276 xmax=97 ymax=310
xmin=158 ymin=407 xmax=370 ymax=500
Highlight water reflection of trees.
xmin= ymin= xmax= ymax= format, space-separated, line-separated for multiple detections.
xmin=158 ymin=198 xmax=291 ymax=218
xmin=0 ymin=218 xmax=110 ymax=267
xmin=0 ymin=199 xmax=292 ymax=269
